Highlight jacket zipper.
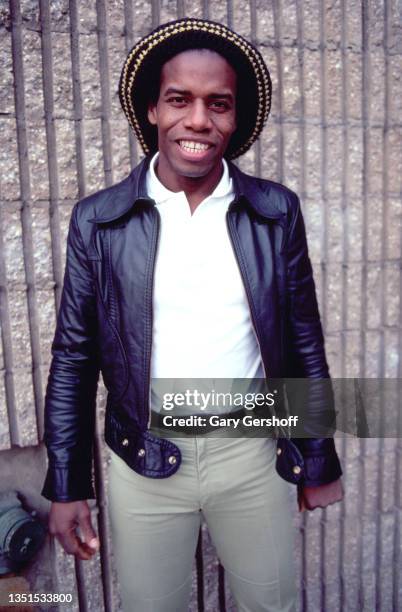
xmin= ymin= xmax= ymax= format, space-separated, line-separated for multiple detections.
xmin=105 ymin=229 xmax=119 ymax=325
xmin=146 ymin=207 xmax=161 ymax=429
xmin=226 ymin=207 xmax=268 ymax=380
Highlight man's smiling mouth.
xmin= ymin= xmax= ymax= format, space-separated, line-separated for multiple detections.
xmin=178 ymin=140 xmax=212 ymax=153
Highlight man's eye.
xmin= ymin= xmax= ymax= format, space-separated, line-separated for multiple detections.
xmin=167 ymin=96 xmax=186 ymax=104
xmin=210 ymin=101 xmax=230 ymax=110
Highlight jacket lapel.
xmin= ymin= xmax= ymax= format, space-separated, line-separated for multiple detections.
xmin=88 ymin=157 xmax=153 ymax=224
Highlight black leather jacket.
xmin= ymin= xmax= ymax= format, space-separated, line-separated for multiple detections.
xmin=41 ymin=156 xmax=342 ymax=502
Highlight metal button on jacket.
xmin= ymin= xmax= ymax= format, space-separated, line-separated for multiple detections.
xmin=138 ymin=448 xmax=145 ymax=457
xmin=168 ymin=456 xmax=177 ymax=465
xmin=292 ymin=465 xmax=301 ymax=475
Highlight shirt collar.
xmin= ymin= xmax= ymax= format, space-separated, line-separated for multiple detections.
xmin=146 ymin=152 xmax=233 ymax=204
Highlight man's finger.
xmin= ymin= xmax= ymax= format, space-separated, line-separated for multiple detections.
xmin=78 ymin=512 xmax=100 ymax=551
xmin=57 ymin=530 xmax=80 ymax=555
xmin=61 ymin=535 xmax=94 ymax=560
xmin=58 ymin=529 xmax=94 ymax=560
xmin=75 ymin=540 xmax=97 ymax=560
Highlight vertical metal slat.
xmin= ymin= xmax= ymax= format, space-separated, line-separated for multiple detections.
xmin=9 ymin=0 xmax=43 ymax=443
xmin=94 ymin=417 xmax=114 ymax=612
xmin=272 ymin=0 xmax=284 ymax=183
xmin=318 ymin=2 xmax=329 ymax=607
xmin=69 ymin=0 xmax=87 ymax=199
xmin=196 ymin=527 xmax=205 ymax=612
xmin=357 ymin=1 xmax=370 ymax=609
xmin=338 ymin=0 xmax=350 ymax=607
xmin=95 ymin=0 xmax=114 ymax=188
xmin=0 ymin=187 xmax=18 ymax=446
xmin=38 ymin=0 xmax=63 ymax=318
xmin=123 ymin=0 xmax=139 ymax=169
xmin=294 ymin=2 xmax=308 ymax=607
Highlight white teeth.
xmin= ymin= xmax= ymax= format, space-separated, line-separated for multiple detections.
xmin=179 ymin=140 xmax=210 ymax=152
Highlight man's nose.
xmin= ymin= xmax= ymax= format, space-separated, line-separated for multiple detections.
xmin=184 ymin=100 xmax=212 ymax=131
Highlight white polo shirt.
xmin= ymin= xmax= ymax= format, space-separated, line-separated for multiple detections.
xmin=146 ymin=153 xmax=263 ymax=411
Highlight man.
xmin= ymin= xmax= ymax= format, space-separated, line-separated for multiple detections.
xmin=42 ymin=18 xmax=343 ymax=611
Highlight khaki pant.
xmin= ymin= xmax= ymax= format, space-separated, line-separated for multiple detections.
xmin=107 ymin=435 xmax=297 ymax=612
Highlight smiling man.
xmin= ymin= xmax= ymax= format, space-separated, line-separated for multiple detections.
xmin=42 ymin=18 xmax=343 ymax=612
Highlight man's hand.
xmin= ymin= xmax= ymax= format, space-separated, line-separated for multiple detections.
xmin=298 ymin=477 xmax=344 ymax=512
xmin=48 ymin=501 xmax=100 ymax=560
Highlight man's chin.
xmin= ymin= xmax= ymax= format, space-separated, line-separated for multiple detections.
xmin=171 ymin=157 xmax=222 ymax=180
xmin=177 ymin=167 xmax=213 ymax=179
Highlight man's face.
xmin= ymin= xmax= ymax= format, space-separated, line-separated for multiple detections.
xmin=147 ymin=49 xmax=237 ymax=181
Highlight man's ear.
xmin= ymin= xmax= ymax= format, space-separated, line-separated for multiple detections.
xmin=147 ymin=103 xmax=157 ymax=125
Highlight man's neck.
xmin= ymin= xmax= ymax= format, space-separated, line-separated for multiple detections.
xmin=154 ymin=156 xmax=224 ymax=214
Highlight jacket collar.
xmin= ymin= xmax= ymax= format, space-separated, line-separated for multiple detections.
xmin=89 ymin=156 xmax=152 ymax=224
xmin=227 ymin=162 xmax=286 ymax=221
xmin=90 ymin=155 xmax=285 ymax=224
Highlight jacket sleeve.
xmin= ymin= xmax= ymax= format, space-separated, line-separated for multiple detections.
xmin=41 ymin=203 xmax=100 ymax=502
xmin=284 ymin=193 xmax=342 ymax=487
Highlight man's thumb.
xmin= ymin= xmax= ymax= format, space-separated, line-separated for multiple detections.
xmin=79 ymin=514 xmax=100 ymax=549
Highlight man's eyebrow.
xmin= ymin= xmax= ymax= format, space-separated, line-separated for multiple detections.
xmin=163 ymin=88 xmax=191 ymax=96
xmin=163 ymin=87 xmax=234 ymax=100
xmin=209 ymin=93 xmax=234 ymax=101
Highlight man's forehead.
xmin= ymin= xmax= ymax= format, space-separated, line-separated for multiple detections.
xmin=160 ymin=49 xmax=237 ymax=88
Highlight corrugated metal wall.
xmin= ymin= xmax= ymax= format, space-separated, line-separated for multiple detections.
xmin=0 ymin=0 xmax=401 ymax=610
